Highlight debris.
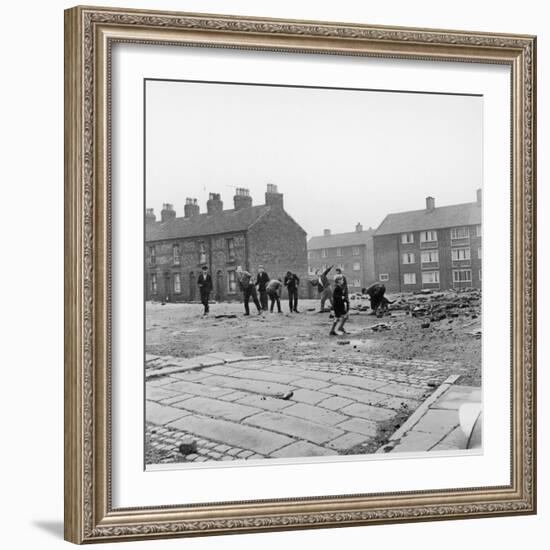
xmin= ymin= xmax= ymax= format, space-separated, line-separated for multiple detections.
xmin=427 ymin=380 xmax=438 ymax=387
xmin=371 ymin=323 xmax=391 ymax=332
xmin=278 ymin=391 xmax=294 ymax=400
xmin=214 ymin=314 xmax=237 ymax=319
xmin=178 ymin=440 xmax=198 ymax=456
xmin=421 ymin=322 xmax=431 ymax=329
xmin=268 ymin=336 xmax=286 ymax=342
xmin=337 ymin=340 xmax=351 ymax=345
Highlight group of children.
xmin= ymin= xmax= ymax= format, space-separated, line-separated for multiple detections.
xmin=197 ymin=262 xmax=351 ymax=335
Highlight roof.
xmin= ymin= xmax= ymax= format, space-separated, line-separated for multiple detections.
xmin=308 ymin=229 xmax=374 ymax=250
xmin=374 ymin=201 xmax=481 ymax=236
xmin=146 ymin=205 xmax=271 ymax=242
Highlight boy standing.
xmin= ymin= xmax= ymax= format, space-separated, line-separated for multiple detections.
xmin=329 ymin=275 xmax=350 ymax=335
xmin=236 ymin=266 xmax=262 ymax=315
xmin=255 ymin=265 xmax=270 ymax=311
xmin=197 ymin=265 xmax=212 ymax=315
xmin=284 ymin=271 xmax=300 ymax=313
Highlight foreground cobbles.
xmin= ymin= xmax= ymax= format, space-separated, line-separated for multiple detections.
xmin=145 ymin=354 xmax=460 ymax=465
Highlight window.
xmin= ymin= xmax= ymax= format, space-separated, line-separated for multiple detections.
xmin=336 ymin=263 xmax=345 ymax=271
xmin=172 ymin=244 xmax=181 ymax=265
xmin=421 ymin=250 xmax=439 ymax=264
xmin=379 ymin=273 xmax=389 ymax=282
xmin=352 ymin=247 xmax=360 ymax=256
xmin=150 ymin=273 xmax=157 ymax=293
xmin=173 ymin=272 xmax=181 ymax=293
xmin=402 ymin=252 xmax=415 ymax=264
xmin=478 ymin=246 xmax=482 ymax=259
xmin=451 ymin=247 xmax=471 ymax=261
xmin=450 ymin=227 xmax=470 ymax=239
xmin=401 ymin=233 xmax=414 ymax=244
xmin=404 ymin=273 xmax=416 ymax=285
xmin=149 ymin=246 xmax=156 ymax=265
xmin=476 ymin=224 xmax=482 ymax=237
xmin=422 ymin=271 xmax=440 ymax=284
xmin=321 ymin=249 xmax=328 ymax=258
xmin=227 ymin=270 xmax=237 ymax=293
xmin=307 ymin=250 xmax=313 ymax=259
xmin=420 ymin=230 xmax=438 ymax=242
xmin=198 ymin=241 xmax=207 ymax=265
xmin=453 ymin=269 xmax=472 ymax=283
xmin=308 ymin=265 xmax=316 ymax=275
xmin=226 ymin=238 xmax=235 ymax=261
xmin=336 ymin=247 xmax=343 ymax=257
xmin=353 ymin=262 xmax=361 ymax=271
xmin=353 ymin=279 xmax=361 ymax=287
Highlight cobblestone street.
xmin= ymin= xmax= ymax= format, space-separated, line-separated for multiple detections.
xmin=145 ymin=299 xmax=481 ymax=465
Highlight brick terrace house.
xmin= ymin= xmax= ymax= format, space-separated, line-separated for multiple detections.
xmin=145 ymin=185 xmax=308 ymax=302
xmin=307 ymin=224 xmax=375 ymax=293
xmin=372 ymin=190 xmax=482 ymax=292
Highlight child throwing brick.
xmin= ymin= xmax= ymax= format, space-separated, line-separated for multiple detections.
xmin=329 ymin=275 xmax=349 ymax=335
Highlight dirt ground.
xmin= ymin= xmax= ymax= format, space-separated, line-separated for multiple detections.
xmin=146 ymin=290 xmax=481 ymax=386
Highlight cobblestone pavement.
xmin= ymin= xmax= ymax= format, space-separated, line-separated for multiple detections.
xmin=145 ymin=353 xmax=460 ymax=465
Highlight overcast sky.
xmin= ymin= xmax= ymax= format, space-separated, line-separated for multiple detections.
xmin=145 ymin=80 xmax=482 ymax=237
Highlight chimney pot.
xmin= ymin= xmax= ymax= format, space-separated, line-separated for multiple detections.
xmin=207 ymin=192 xmax=223 ymax=215
xmin=184 ymin=197 xmax=200 ymax=218
xmin=161 ymin=203 xmax=176 ymax=222
xmin=265 ymin=183 xmax=284 ymax=208
xmin=145 ymin=208 xmax=156 ymax=224
xmin=476 ymin=188 xmax=482 ymax=204
xmin=355 ymin=222 xmax=363 ymax=233
xmin=234 ymin=188 xmax=252 ymax=210
xmin=426 ymin=196 xmax=435 ymax=212
xmin=323 ymin=229 xmax=331 ymax=237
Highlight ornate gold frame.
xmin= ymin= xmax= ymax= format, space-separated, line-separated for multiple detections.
xmin=64 ymin=5 xmax=537 ymax=544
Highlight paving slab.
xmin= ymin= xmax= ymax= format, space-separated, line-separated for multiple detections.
xmin=290 ymin=388 xmax=331 ymax=405
xmin=430 ymin=426 xmax=468 ymax=451
xmin=431 ymin=386 xmax=482 ymax=410
xmin=329 ymin=374 xmax=387 ymax=391
xmin=236 ymin=394 xmax=294 ymax=411
xmin=318 ymin=395 xmax=355 ymax=411
xmin=205 ymin=375 xmax=292 ymax=396
xmin=337 ymin=418 xmax=379 ymax=437
xmin=340 ymin=403 xmax=396 ymax=422
xmin=283 ymin=403 xmax=348 ymax=426
xmin=292 ymin=378 xmax=331 ymax=391
xmin=146 ymin=385 xmax=180 ymax=402
xmin=271 ymin=441 xmax=338 ymax=458
xmin=245 ymin=411 xmax=344 ymax=444
xmin=167 ymin=415 xmax=294 ymax=455
xmin=390 ymin=431 xmax=444 ymax=453
xmin=146 ymin=401 xmax=189 ymax=426
xmin=322 ymin=384 xmax=388 ymax=405
xmin=412 ymin=409 xmax=460 ymax=435
xmin=172 ymin=396 xmax=260 ymax=422
xmin=226 ymin=368 xmax=301 ymax=384
xmin=376 ymin=383 xmax=429 ymax=399
xmin=164 ymin=379 xmax=234 ymax=398
xmin=327 ymin=432 xmax=370 ymax=451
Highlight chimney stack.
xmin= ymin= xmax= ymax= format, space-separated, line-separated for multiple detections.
xmin=234 ymin=188 xmax=252 ymax=210
xmin=265 ymin=183 xmax=284 ymax=208
xmin=184 ymin=198 xmax=200 ymax=218
xmin=323 ymin=229 xmax=331 ymax=237
xmin=476 ymin=188 xmax=482 ymax=205
xmin=161 ymin=203 xmax=176 ymax=222
xmin=206 ymin=193 xmax=223 ymax=215
xmin=355 ymin=222 xmax=363 ymax=233
xmin=425 ymin=196 xmax=435 ymax=212
xmin=145 ymin=208 xmax=156 ymax=225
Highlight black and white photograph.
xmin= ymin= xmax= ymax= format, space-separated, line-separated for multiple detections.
xmin=144 ymin=79 xmax=483 ymax=466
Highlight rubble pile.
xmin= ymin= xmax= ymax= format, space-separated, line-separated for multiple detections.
xmin=388 ymin=289 xmax=481 ymax=323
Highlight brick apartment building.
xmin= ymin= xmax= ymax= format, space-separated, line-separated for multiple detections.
xmin=372 ymin=190 xmax=482 ymax=292
xmin=145 ymin=185 xmax=308 ymax=302
xmin=307 ymin=224 xmax=375 ymax=293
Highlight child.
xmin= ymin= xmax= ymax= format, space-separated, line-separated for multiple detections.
xmin=266 ymin=278 xmax=283 ymax=313
xmin=330 ymin=275 xmax=350 ymax=335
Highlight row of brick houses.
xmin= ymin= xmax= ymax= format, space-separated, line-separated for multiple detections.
xmin=307 ymin=224 xmax=375 ymax=293
xmin=373 ymin=190 xmax=482 ymax=292
xmin=144 ymin=185 xmax=309 ymax=302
